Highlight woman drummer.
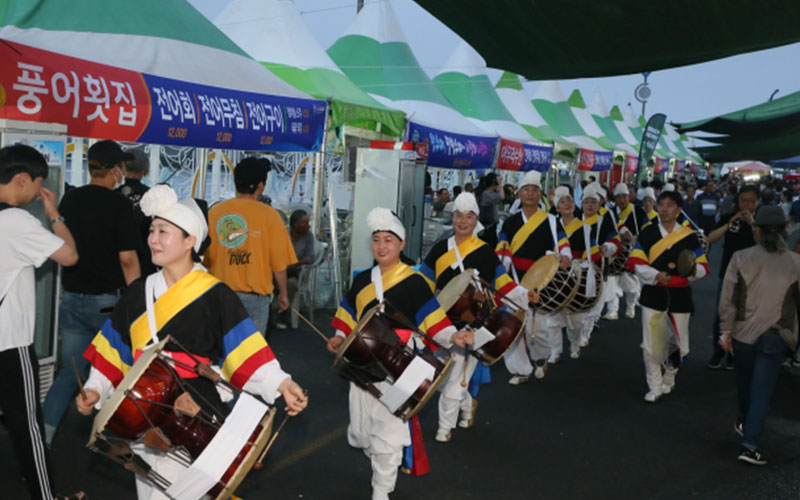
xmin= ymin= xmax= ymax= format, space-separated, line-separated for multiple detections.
xmin=418 ymin=193 xmax=533 ymax=443
xmin=327 ymin=207 xmax=473 ymax=500
xmin=75 ymin=185 xmax=307 ymax=500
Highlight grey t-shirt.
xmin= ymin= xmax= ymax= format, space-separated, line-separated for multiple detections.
xmin=292 ymin=231 xmax=315 ymax=265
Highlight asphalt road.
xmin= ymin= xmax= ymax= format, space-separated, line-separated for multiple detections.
xmin=2 ymin=249 xmax=799 ymax=499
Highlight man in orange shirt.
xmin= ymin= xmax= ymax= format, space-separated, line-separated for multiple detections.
xmin=204 ymin=157 xmax=297 ymax=335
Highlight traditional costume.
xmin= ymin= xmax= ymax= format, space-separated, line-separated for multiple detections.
xmin=82 ymin=186 xmax=292 ymax=500
xmin=639 ymin=187 xmax=659 ymax=230
xmin=496 ymin=171 xmax=571 ymax=380
xmin=419 ymin=193 xmax=527 ymax=440
xmin=627 ymin=218 xmax=708 ymax=402
xmin=609 ymin=183 xmax=648 ymax=319
xmin=331 ymin=207 xmax=458 ymax=500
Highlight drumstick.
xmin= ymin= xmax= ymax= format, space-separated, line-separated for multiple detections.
xmin=292 ymin=307 xmax=330 ymax=343
xmin=252 ymin=390 xmax=307 ymax=470
xmin=477 ymin=277 xmax=526 ymax=311
xmin=71 ymin=356 xmax=86 ymax=399
xmin=460 ymin=350 xmax=469 ymax=387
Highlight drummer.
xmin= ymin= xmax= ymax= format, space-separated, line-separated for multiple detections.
xmin=418 ymin=192 xmax=533 ymax=442
xmin=578 ymin=183 xmax=622 ymax=348
xmin=546 ymin=186 xmax=589 ymax=359
xmin=609 ymin=183 xmax=648 ymax=319
xmin=496 ymin=170 xmax=571 ymax=383
xmin=640 ymin=187 xmax=658 ymax=229
xmin=626 ymin=190 xmax=708 ymax=403
xmin=327 ymin=207 xmax=473 ymax=500
xmin=75 ymin=185 xmax=308 ymax=499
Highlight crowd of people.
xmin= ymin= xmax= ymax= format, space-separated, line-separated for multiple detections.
xmin=2 ymin=140 xmax=798 ymax=499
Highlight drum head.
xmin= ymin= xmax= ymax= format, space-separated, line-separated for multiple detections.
xmin=403 ymin=353 xmax=454 ymax=422
xmin=333 ymin=303 xmax=383 ymax=369
xmin=479 ymin=308 xmax=526 ymax=365
xmin=521 ymin=255 xmax=559 ymax=291
xmin=88 ymin=336 xmax=171 ymax=448
xmin=437 ymin=270 xmax=475 ymax=312
xmin=212 ymin=408 xmax=276 ymax=500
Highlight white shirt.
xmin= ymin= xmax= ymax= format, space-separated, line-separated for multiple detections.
xmin=0 ymin=207 xmax=64 ymax=351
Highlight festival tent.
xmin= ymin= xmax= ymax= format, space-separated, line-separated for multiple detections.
xmin=607 ymin=104 xmax=641 ymax=151
xmin=327 ymin=1 xmax=498 ymax=170
xmin=530 ymin=81 xmax=610 ymax=151
xmin=565 ymin=90 xmax=617 ymax=152
xmin=0 ymin=0 xmax=327 ymax=151
xmin=213 ymin=0 xmax=406 ymax=138
xmin=494 ymin=71 xmax=569 ymax=145
xmin=431 ymin=41 xmax=534 ymax=142
xmin=585 ymin=91 xmax=637 ymax=155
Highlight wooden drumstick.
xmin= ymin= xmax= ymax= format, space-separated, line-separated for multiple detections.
xmin=292 ymin=307 xmax=330 ymax=343
xmin=71 ymin=356 xmax=86 ymax=399
xmin=460 ymin=350 xmax=469 ymax=387
xmin=252 ymin=390 xmax=307 ymax=470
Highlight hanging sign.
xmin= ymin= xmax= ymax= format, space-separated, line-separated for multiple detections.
xmin=495 ymin=138 xmax=553 ymax=172
xmin=578 ymin=148 xmax=613 ymax=171
xmin=408 ymin=121 xmax=496 ymax=170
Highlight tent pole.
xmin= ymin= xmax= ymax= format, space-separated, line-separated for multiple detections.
xmin=149 ymin=145 xmax=161 ymax=185
xmin=311 ymin=103 xmax=331 ymax=239
xmin=210 ymin=148 xmax=222 ymax=202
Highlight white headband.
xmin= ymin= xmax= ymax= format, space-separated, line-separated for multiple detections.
xmin=452 ymin=192 xmax=485 ymax=235
xmin=140 ymin=185 xmax=208 ymax=253
xmin=367 ymin=207 xmax=405 ymax=241
xmin=552 ymin=186 xmax=572 ymax=207
xmin=517 ymin=170 xmax=542 ymax=190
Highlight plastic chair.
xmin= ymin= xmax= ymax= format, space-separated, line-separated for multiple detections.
xmin=290 ymin=240 xmax=328 ymax=328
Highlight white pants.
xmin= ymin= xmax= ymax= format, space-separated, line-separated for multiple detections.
xmin=601 ymin=275 xmax=622 ymax=314
xmin=348 ymin=382 xmax=410 ymax=496
xmin=640 ymin=306 xmax=690 ymax=392
xmin=548 ymin=310 xmax=585 ymax=352
xmin=438 ymin=346 xmax=478 ymax=432
xmin=617 ymin=273 xmax=641 ymax=313
xmin=503 ymin=307 xmax=535 ymax=375
xmin=581 ymin=293 xmax=605 ymax=343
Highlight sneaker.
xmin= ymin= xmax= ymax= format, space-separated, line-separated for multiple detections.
xmin=547 ymin=354 xmax=560 ymax=364
xmin=570 ymin=348 xmax=580 ymax=359
xmin=275 ymin=322 xmax=288 ymax=330
xmin=534 ymin=360 xmax=547 ymax=379
xmin=435 ymin=429 xmax=452 ymax=443
xmin=737 ymin=447 xmax=767 ymax=465
xmin=644 ymin=390 xmax=662 ymax=403
xmin=458 ymin=400 xmax=478 ymax=428
xmin=625 ymin=308 xmax=636 ymax=319
xmin=734 ymin=419 xmax=744 ymax=437
xmin=602 ymin=312 xmax=619 ymax=320
xmin=724 ymin=353 xmax=735 ymax=371
xmin=508 ymin=375 xmax=529 ymax=385
xmin=707 ymin=352 xmax=725 ymax=370
xmin=579 ymin=337 xmax=589 ymax=348
xmin=660 ymin=382 xmax=675 ymax=395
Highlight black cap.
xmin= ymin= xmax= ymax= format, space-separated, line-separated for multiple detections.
xmin=753 ymin=205 xmax=786 ymax=226
xmin=87 ymin=140 xmax=134 ymax=169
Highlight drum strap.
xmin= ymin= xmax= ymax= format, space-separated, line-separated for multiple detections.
xmin=447 ymin=237 xmax=466 ymax=273
xmin=547 ymin=214 xmax=559 ymax=254
xmin=144 ymin=273 xmax=162 ymax=346
xmin=583 ymin=216 xmax=594 ymax=262
xmin=370 ymin=266 xmax=385 ymax=312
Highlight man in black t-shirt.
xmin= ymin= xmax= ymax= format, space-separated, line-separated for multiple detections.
xmin=116 ymin=146 xmax=156 ymax=276
xmin=42 ymin=139 xmax=141 ymax=444
xmin=705 ymin=185 xmax=758 ymax=369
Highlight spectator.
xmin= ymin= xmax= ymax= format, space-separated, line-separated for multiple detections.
xmin=432 ymin=188 xmax=450 ymax=215
xmin=721 ymin=184 xmax=737 ymax=216
xmin=453 ymin=185 xmax=463 ymax=199
xmin=204 ymin=157 xmax=297 ymax=337
xmin=275 ymin=209 xmax=315 ymax=330
xmin=719 ymin=205 xmax=800 ymax=466
xmin=464 ymin=182 xmax=474 ymax=193
xmin=0 ymin=145 xmax=80 ymax=499
xmin=477 ymin=173 xmax=504 ymax=226
xmin=696 ymin=179 xmax=722 ymax=235
xmin=682 ymin=184 xmax=702 ymax=227
xmin=116 ymin=147 xmax=156 ymax=276
xmin=43 ymin=140 xmax=141 ymax=444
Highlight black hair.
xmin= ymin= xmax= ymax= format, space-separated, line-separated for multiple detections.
xmin=0 ymin=144 xmax=49 ymax=184
xmin=757 ymin=224 xmax=787 ymax=253
xmin=657 ymin=190 xmax=683 ymax=207
xmin=234 ymin=157 xmax=272 ymax=194
xmin=437 ymin=188 xmax=448 ymax=196
xmin=175 ymin=226 xmax=203 ymax=263
xmin=290 ymin=209 xmax=308 ymax=227
xmin=453 ymin=186 xmax=463 ymax=197
xmin=737 ymin=184 xmax=759 ymax=203
xmin=641 ymin=180 xmax=649 ymax=188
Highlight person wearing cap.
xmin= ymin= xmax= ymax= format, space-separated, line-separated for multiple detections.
xmin=578 ymin=183 xmax=622 ymax=342
xmin=116 ymin=146 xmax=157 ymax=277
xmin=718 ymin=205 xmax=800 ymax=466
xmin=0 ymin=145 xmax=84 ymax=500
xmin=76 ymin=184 xmax=307 ymax=499
xmin=204 ymin=157 xmax=297 ymax=337
xmin=42 ymin=139 xmax=142 ymax=444
xmin=640 ymin=187 xmax=658 ymax=229
xmin=496 ymin=170 xmax=572 ymax=383
xmin=609 ymin=183 xmax=647 ymax=319
xmin=419 ymin=192 xmax=534 ymax=442
xmin=627 ymin=191 xmax=709 ymax=403
xmin=327 ymin=207 xmax=473 ymax=500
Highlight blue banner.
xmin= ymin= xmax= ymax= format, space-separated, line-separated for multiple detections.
xmin=138 ymin=74 xmax=327 ymax=152
xmin=408 ymin=121 xmax=496 ymax=170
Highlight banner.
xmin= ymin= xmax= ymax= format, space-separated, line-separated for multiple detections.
xmin=577 ymin=148 xmax=613 ymax=171
xmin=0 ymin=39 xmax=326 ymax=152
xmin=408 ymin=121 xmax=496 ymax=170
xmin=495 ymin=138 xmax=553 ymax=172
xmin=654 ymin=157 xmax=667 ymax=173
xmin=673 ymin=159 xmax=684 ymax=172
xmin=636 ymin=113 xmax=666 ymax=180
xmin=625 ymin=154 xmax=638 ymax=174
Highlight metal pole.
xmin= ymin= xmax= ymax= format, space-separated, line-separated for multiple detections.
xmin=310 ymin=104 xmax=331 ymax=239
xmin=328 ymin=182 xmax=343 ymax=307
xmin=148 ymin=145 xmax=161 ymax=185
xmin=195 ymin=148 xmax=208 ymax=199
xmin=210 ymin=149 xmax=222 ymax=202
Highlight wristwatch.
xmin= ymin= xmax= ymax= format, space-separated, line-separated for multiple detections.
xmin=51 ymin=215 xmax=65 ymax=224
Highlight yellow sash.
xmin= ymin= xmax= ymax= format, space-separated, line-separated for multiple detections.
xmin=510 ymin=209 xmax=548 ymax=255
xmin=129 ymin=270 xmax=220 ymax=352
xmin=563 ymin=218 xmax=583 ymax=238
xmin=648 ymin=226 xmax=694 ymax=264
xmin=355 ymin=263 xmax=415 ymax=318
xmin=435 ymin=236 xmax=485 ymax=278
xmin=616 ymin=204 xmax=632 ymax=228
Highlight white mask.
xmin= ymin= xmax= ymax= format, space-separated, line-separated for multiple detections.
xmin=112 ymin=167 xmax=125 ymax=190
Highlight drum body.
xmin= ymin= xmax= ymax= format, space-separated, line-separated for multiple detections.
xmin=334 ymin=306 xmax=452 ymax=421
xmin=607 ymin=239 xmax=634 ymax=276
xmin=520 ymin=255 xmax=581 ymax=313
xmin=565 ymin=260 xmax=604 ymax=313
xmin=476 ymin=309 xmax=525 ymax=364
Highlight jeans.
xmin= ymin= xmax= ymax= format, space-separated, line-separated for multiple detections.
xmin=42 ymin=291 xmax=119 ymax=443
xmin=711 ymin=277 xmax=724 ymax=357
xmin=236 ymin=292 xmax=271 ymax=336
xmin=733 ymin=330 xmax=789 ymax=450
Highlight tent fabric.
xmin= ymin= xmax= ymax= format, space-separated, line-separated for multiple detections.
xmin=432 ymin=41 xmax=534 ymax=142
xmin=566 ymin=89 xmax=616 ymax=151
xmin=214 ymin=0 xmax=406 ymax=137
xmin=413 ymin=0 xmax=800 ymax=80
xmin=694 ymin=125 xmax=800 ymax=163
xmin=675 ymin=90 xmax=800 ymax=136
xmin=530 ymin=81 xmax=608 ymax=151
xmin=494 ymin=71 xmax=569 ymax=145
xmin=0 ymin=0 xmax=327 ymax=151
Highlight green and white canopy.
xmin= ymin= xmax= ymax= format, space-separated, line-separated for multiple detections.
xmin=214 ymin=0 xmax=406 ymax=137
xmin=494 ymin=71 xmax=568 ymax=145
xmin=587 ymin=91 xmax=638 ymax=155
xmin=432 ymin=41 xmax=534 ymax=142
xmin=327 ymin=1 xmax=491 ymax=137
xmin=530 ymin=81 xmax=609 ymax=151
xmin=565 ymin=89 xmax=616 ymax=151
